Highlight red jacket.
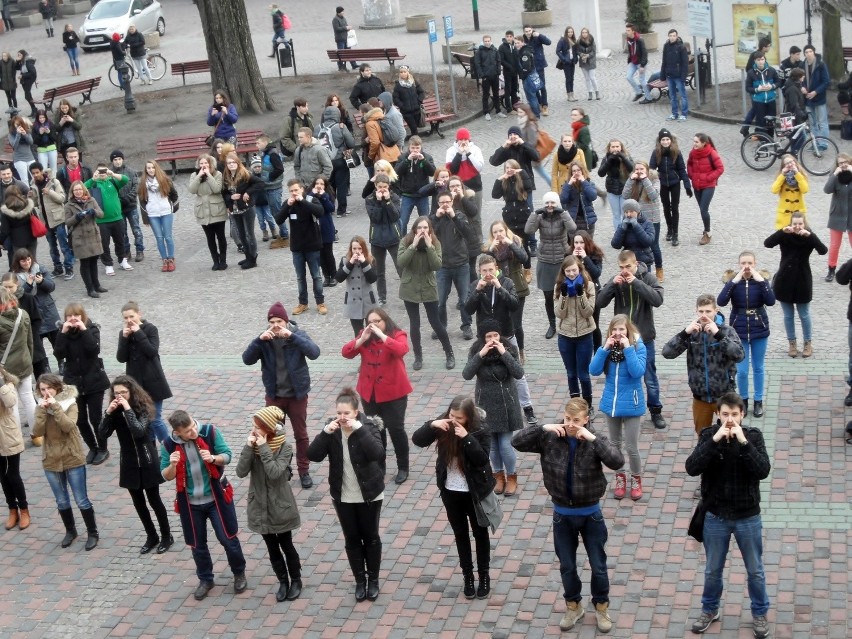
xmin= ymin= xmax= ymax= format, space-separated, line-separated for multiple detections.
xmin=342 ymin=329 xmax=413 ymax=403
xmin=687 ymin=144 xmax=724 ymax=190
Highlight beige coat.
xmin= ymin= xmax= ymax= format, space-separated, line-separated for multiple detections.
xmin=364 ymin=108 xmax=400 ymax=163
xmin=554 ymin=280 xmax=597 ymax=338
xmin=29 ymin=170 xmax=67 ymax=229
xmin=32 ymin=385 xmax=84 ymax=472
xmin=0 ymin=380 xmax=23 ymax=457
xmin=188 ymin=170 xmax=228 ymax=226
xmin=64 ymin=196 xmax=104 ymax=260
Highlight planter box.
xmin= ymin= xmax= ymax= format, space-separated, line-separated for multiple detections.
xmin=60 ymin=1 xmax=92 ymax=17
xmin=650 ymin=2 xmax=673 ymax=22
xmin=520 ymin=10 xmax=552 ymax=28
xmin=443 ymin=41 xmax=474 ymax=64
xmin=405 ymin=14 xmax=434 ymax=33
xmin=19 ymin=12 xmax=44 ymax=28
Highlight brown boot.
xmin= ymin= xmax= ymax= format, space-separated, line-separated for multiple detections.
xmin=31 ymin=435 xmax=43 ymax=447
xmin=493 ymin=471 xmax=505 ymax=495
xmin=5 ymin=508 xmax=18 ymax=530
xmin=788 ymin=340 xmax=798 ymax=358
xmin=504 ymin=474 xmax=518 ymax=496
xmin=655 ymin=267 xmax=664 ymax=282
xmin=523 ymin=268 xmax=532 ymax=284
xmin=802 ymin=340 xmax=813 ymax=358
xmin=18 ymin=508 xmax=30 ymax=530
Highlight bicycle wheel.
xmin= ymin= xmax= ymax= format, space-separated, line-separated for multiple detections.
xmin=798 ymin=136 xmax=839 ymax=176
xmin=740 ymin=132 xmax=778 ymax=171
xmin=147 ymin=54 xmax=167 ymax=81
xmin=108 ymin=63 xmax=135 ymax=88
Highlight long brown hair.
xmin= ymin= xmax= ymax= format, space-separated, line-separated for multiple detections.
xmin=654 ymin=135 xmax=681 ymax=164
xmin=573 ymin=230 xmax=604 ymax=261
xmin=325 ymin=93 xmax=351 ymax=124
xmin=627 ymin=161 xmax=659 ymax=202
xmin=402 ymin=216 xmax=440 ymax=248
xmin=109 ymin=374 xmax=155 ymax=420
xmin=138 ymin=160 xmax=172 ymax=203
xmin=501 ymin=159 xmax=527 ymax=200
xmin=346 ymin=235 xmax=374 ymax=264
xmin=563 ymin=26 xmax=576 ymax=45
xmin=554 ymin=255 xmax=591 ymax=298
xmin=365 ymin=307 xmax=401 ymax=336
xmin=435 ymin=396 xmax=482 ymax=474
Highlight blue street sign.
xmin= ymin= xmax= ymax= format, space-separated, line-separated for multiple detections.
xmin=443 ymin=15 xmax=453 ymax=39
xmin=428 ymin=19 xmax=437 ymax=43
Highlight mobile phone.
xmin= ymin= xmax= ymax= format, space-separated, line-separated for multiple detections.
xmin=98 ymin=168 xmax=107 ymax=175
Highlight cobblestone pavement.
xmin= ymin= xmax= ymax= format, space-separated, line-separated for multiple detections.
xmin=0 ymin=2 xmax=849 ymax=638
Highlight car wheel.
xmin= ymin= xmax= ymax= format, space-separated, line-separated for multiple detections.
xmin=82 ymin=47 xmax=92 ymax=54
xmin=157 ymin=17 xmax=165 ymax=36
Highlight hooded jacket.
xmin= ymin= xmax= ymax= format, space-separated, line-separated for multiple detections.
xmin=235 ymin=439 xmax=301 ymax=535
xmin=746 ymin=63 xmax=779 ymax=104
xmin=560 ymin=178 xmax=598 ymax=228
xmin=717 ymin=272 xmax=775 ymax=342
xmin=0 ymin=378 xmax=22 ymax=457
xmin=446 ymin=141 xmax=485 ymax=192
xmin=365 ymin=191 xmax=402 ymax=248
xmin=514 ymin=42 xmax=536 ymax=79
xmin=188 ymin=168 xmax=228 ymax=226
xmin=84 ymin=173 xmax=128 ymax=223
xmin=294 ymin=139 xmax=333 ymax=184
xmin=576 ymin=37 xmax=596 ymax=70
xmin=783 ymin=76 xmax=807 ymax=123
xmin=98 ymin=405 xmax=162 ymax=489
xmin=364 ymin=108 xmax=401 ymax=163
xmin=33 ymin=385 xmax=82 ymax=472
xmin=30 ymin=169 xmax=66 ymax=229
xmin=314 ymin=107 xmax=356 ymax=162
xmin=771 ymin=171 xmax=808 ymax=230
xmin=280 ymin=107 xmax=314 ymax=156
xmin=610 ymin=211 xmax=656 ymax=266
xmin=0 ymin=306 xmax=32 ymax=379
xmin=596 ymin=262 xmax=663 ymax=342
xmin=764 ymin=229 xmax=828 ymax=304
xmin=349 ymin=74 xmax=386 ymax=110
xmin=378 ymin=92 xmax=406 ymax=146
xmin=397 ymin=239 xmax=442 ymax=303
xmin=660 ymin=37 xmax=689 ymax=80
xmin=111 ymin=163 xmax=139 ymax=213
xmin=342 ymin=328 xmax=413 ymax=403
xmin=589 ymin=339 xmax=647 ymax=417
xmin=395 ymin=150 xmax=436 ymax=196
xmin=0 ymin=192 xmax=36 ymax=251
xmin=242 ymin=321 xmax=321 ymax=400
xmin=64 ymin=195 xmax=104 ymax=260
xmin=206 ymin=103 xmax=239 ymax=141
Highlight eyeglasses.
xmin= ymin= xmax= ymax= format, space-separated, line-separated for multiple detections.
xmin=114 ymin=389 xmax=130 ymax=396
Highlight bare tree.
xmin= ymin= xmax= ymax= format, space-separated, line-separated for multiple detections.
xmin=196 ymin=0 xmax=274 ymax=114
xmin=820 ymin=0 xmax=845 ymax=79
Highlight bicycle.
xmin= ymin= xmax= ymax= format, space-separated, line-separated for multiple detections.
xmin=108 ymin=48 xmax=167 ymax=88
xmin=740 ymin=114 xmax=839 ymax=176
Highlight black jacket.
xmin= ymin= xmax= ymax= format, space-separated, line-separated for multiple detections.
xmin=53 ymin=320 xmax=110 ymax=395
xmin=474 ymin=44 xmax=501 ymax=78
xmin=277 ymin=196 xmax=323 ymax=253
xmin=489 ymin=143 xmax=540 ymax=189
xmin=598 ymin=153 xmax=634 ymax=195
xmin=349 ymin=75 xmax=386 ymax=110
xmin=392 ymin=80 xmax=424 ymax=116
xmin=464 ymin=275 xmax=519 ymax=337
xmin=783 ymin=78 xmax=807 ymax=123
xmin=124 ymin=31 xmax=146 ymax=58
xmin=395 ymin=152 xmax=436 ymax=195
xmin=764 ymin=229 xmax=827 ymax=304
xmin=116 ymin=321 xmax=172 ymax=402
xmin=836 ymin=258 xmax=852 ymax=321
xmin=365 ymin=192 xmax=402 ymax=248
xmin=515 ymin=43 xmax=535 ymax=79
xmin=660 ymin=38 xmax=688 ymax=80
xmin=98 ymin=407 xmax=162 ymax=490
xmin=429 ymin=208 xmax=475 ymax=268
xmin=498 ymin=40 xmax=518 ymax=78
xmin=412 ymin=420 xmax=495 ymax=500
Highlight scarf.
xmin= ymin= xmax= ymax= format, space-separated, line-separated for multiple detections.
xmin=174 ymin=435 xmax=220 ymax=494
xmin=254 ymin=432 xmax=286 ymax=457
xmin=398 ymin=78 xmax=413 ymax=88
xmin=146 ymin=175 xmax=161 ymax=194
xmin=557 ymin=144 xmax=578 ymax=166
xmin=784 ymin=172 xmax=798 ymax=188
xmin=571 ymin=120 xmax=585 ymax=141
xmin=608 ymin=343 xmax=625 ymax=363
xmin=492 ymin=241 xmax=514 ymax=264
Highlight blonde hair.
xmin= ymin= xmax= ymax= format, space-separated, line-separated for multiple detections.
xmin=606 ymin=314 xmax=639 ymax=346
xmin=372 ymin=159 xmax=398 ymax=182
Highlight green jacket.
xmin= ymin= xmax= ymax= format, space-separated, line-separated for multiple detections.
xmin=0 ymin=307 xmax=33 ymax=378
xmin=397 ymin=241 xmax=442 ymax=303
xmin=84 ymin=173 xmax=128 ymax=224
xmin=235 ymin=441 xmax=300 ymax=535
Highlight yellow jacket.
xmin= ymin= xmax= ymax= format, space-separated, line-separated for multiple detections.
xmin=771 ymin=171 xmax=808 ymax=229
xmin=551 ymin=148 xmax=588 ymax=195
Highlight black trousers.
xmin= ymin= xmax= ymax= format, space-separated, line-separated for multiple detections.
xmin=481 ymin=75 xmax=500 ymax=115
xmin=502 ymin=73 xmax=519 ymax=112
xmin=99 ymin=219 xmax=127 ymax=266
xmin=78 ymin=256 xmax=102 ymax=294
xmin=262 ymin=531 xmax=301 ymax=580
xmin=659 ymin=183 xmax=681 ymax=235
xmin=362 ymin=395 xmax=408 ymax=472
xmin=128 ymin=485 xmax=170 ymax=540
xmin=320 ymin=242 xmax=336 ymax=279
xmin=330 ymin=158 xmax=351 ymax=214
xmin=511 ymin=296 xmax=526 ymax=351
xmin=403 ymin=300 xmax=451 ymax=358
xmin=371 ymin=243 xmax=399 ymax=302
xmin=76 ymin=391 xmax=105 ymax=452
xmin=440 ymin=488 xmax=490 ymax=573
xmin=203 ymin=221 xmax=227 ymax=264
xmin=334 ymin=499 xmax=382 ymax=579
xmin=0 ymin=453 xmax=27 ymax=510
xmin=544 ymin=289 xmax=555 ymax=324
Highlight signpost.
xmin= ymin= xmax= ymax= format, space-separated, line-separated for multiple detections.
xmin=444 ymin=15 xmax=458 ymax=114
xmin=427 ymin=19 xmax=441 ymax=113
xmin=687 ymin=0 xmax=720 ymax=111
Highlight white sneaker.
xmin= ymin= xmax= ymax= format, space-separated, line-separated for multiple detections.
xmin=119 ymin=259 xmax=134 ymax=271
xmin=497 ymin=112 xmax=507 ymax=118
xmin=105 ymin=265 xmax=115 ymax=276
xmin=484 ymin=113 xmax=491 ymax=121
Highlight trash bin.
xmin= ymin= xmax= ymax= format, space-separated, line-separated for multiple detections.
xmin=278 ymin=43 xmax=292 ymax=68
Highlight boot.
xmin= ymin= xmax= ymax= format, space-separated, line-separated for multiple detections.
xmin=588 ymin=92 xmax=593 ymax=100
xmin=788 ymin=340 xmax=798 ymax=358
xmin=80 ymin=507 xmax=99 ymax=551
xmin=541 ymin=105 xmax=549 ymax=116
xmin=31 ymin=434 xmax=43 ymax=447
xmin=567 ymin=92 xmax=573 ymax=101
xmin=462 ymin=569 xmax=476 ymax=599
xmin=613 ymin=472 xmax=627 ymax=500
xmin=476 ymin=571 xmax=490 ymax=599
xmin=5 ymin=508 xmax=18 ymax=530
xmin=595 ymin=91 xmax=601 ymax=100
xmin=59 ymin=508 xmax=77 ymax=548
xmin=493 ymin=471 xmax=505 ymax=495
xmin=655 ymin=267 xmax=664 ymax=282
xmin=46 ymin=29 xmax=51 ymax=38
xmin=348 ymin=549 xmax=367 ymax=602
xmin=271 ymin=227 xmax=280 ymax=239
xmin=262 ymin=228 xmax=270 ymax=242
xmin=825 ymin=266 xmax=836 ymax=282
xmin=445 ymin=349 xmax=456 ymax=370
xmin=743 ymin=398 xmax=749 ymax=417
xmin=802 ymin=340 xmax=813 ymax=358
xmin=365 ymin=540 xmax=381 ymax=601
xmin=671 ymin=233 xmax=679 ymax=247
xmin=18 ymin=508 xmax=30 ymax=530
xmin=286 ymin=561 xmax=303 ymax=600
xmin=271 ymin=559 xmax=289 ymax=602
xmin=504 ymin=473 xmax=518 ymax=497
xmin=545 ymin=321 xmax=556 ymax=339
xmin=50 ymin=27 xmax=54 ymax=37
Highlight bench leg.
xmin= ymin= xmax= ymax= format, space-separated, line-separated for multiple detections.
xmin=79 ymin=91 xmax=92 ymax=107
xmin=182 ymin=73 xmax=187 ymax=87
xmin=430 ymin=122 xmax=444 ymax=139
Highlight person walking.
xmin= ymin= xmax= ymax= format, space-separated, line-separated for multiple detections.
xmin=687 ymin=133 xmax=724 ymax=246
xmin=62 ymin=24 xmax=81 ymax=76
xmin=649 ymin=128 xmax=691 ymax=247
xmin=332 ymin=6 xmax=358 ymax=72
xmin=822 ymin=154 xmax=852 ymax=282
xmin=513 ymin=37 xmax=541 ymax=119
xmin=0 ymin=51 xmax=17 ymax=112
xmin=124 ymin=25 xmax=152 ymax=85
xmin=15 ymin=51 xmax=37 ymax=119
xmin=624 ymin=24 xmax=651 ymax=104
xmin=267 ymin=5 xmax=287 ymax=59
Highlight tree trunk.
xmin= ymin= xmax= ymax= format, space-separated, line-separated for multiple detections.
xmin=820 ymin=1 xmax=844 ymax=80
xmin=196 ymin=0 xmax=274 ymax=114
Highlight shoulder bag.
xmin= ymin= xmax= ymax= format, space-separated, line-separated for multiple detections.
xmin=687 ymin=500 xmax=707 ymax=542
xmin=1 ymin=309 xmax=23 ymax=366
xmin=30 ymin=211 xmax=47 ymax=238
xmin=536 ymin=128 xmax=557 ymax=159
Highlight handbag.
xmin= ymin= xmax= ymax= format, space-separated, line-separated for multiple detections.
xmin=30 ymin=212 xmax=47 ymax=238
xmin=347 ymin=29 xmax=357 ymax=47
xmin=205 ymin=116 xmax=223 ymax=148
xmin=473 ymin=491 xmax=503 ymax=533
xmin=1 ymin=309 xmax=23 ymax=366
xmin=536 ymin=128 xmax=557 ymax=159
xmin=555 ymin=59 xmax=565 ymax=71
xmin=688 ymin=500 xmax=707 ymax=542
xmin=343 ymin=148 xmax=360 ymax=168
xmin=418 ymin=104 xmax=427 ymax=129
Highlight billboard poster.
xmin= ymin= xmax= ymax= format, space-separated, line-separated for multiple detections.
xmin=733 ymin=4 xmax=780 ymax=69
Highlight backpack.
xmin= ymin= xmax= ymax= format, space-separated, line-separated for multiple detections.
xmin=282 ymin=14 xmax=292 ymax=30
xmin=378 ymin=117 xmax=400 ymax=147
xmin=316 ymin=124 xmax=338 ymax=158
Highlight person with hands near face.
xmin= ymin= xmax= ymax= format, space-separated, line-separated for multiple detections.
xmin=394 ymin=136 xmax=435 ymax=234
xmin=445 ymin=128 xmax=485 ymax=203
xmin=308 ymin=176 xmax=338 ymax=288
xmin=597 ymin=139 xmax=634 ymax=230
xmin=483 ymin=221 xmax=530 ymax=359
xmin=493 ymin=159 xmax=534 ymax=272
xmin=206 ymin=90 xmax=239 ymax=144
xmin=336 ymin=236 xmax=379 ymax=335
xmin=611 ymin=199 xmax=656 ymax=272
xmin=554 ymin=255 xmax=596 ymax=411
xmin=12 ymin=247 xmax=60 ymax=367
xmin=188 ymin=153 xmax=229 ymax=270
xmin=512 ymin=398 xmax=623 ymax=633
xmin=684 ymin=392 xmax=772 ymax=638
xmin=622 ymin=161 xmax=664 ymax=281
xmin=412 ymin=396 xmax=497 ymax=600
xmin=771 ymin=155 xmax=808 ymax=230
xmin=365 ymin=175 xmax=402 ymax=305
xmin=822 ymin=153 xmax=852 ymax=282
xmin=559 ymin=162 xmax=597 ymax=236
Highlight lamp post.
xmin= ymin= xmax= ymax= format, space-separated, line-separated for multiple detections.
xmin=117 ymin=60 xmax=135 ymax=112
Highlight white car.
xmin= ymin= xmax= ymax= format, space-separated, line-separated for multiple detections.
xmin=80 ymin=0 xmax=165 ymax=52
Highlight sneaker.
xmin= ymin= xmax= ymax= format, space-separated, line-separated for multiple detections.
xmin=594 ymin=602 xmax=613 ymax=633
xmin=639 ymin=98 xmax=654 ymax=104
xmin=559 ymin=601 xmax=585 ymax=631
xmin=613 ymin=472 xmax=626 ymax=499
xmin=691 ymin=609 xmax=720 ymax=633
xmin=497 ymin=112 xmax=507 ymax=118
xmin=651 ymin=412 xmax=667 ymax=429
xmin=134 ymin=251 xmax=144 ymax=262
xmin=105 ymin=265 xmax=115 ymax=276
xmin=630 ymin=474 xmax=643 ymax=501
xmin=678 ymin=115 xmax=688 ymax=121
xmin=292 ymin=304 xmax=309 ymax=315
xmin=666 ymin=114 xmax=678 ymax=120
xmin=317 ymin=303 xmax=328 ymax=315
xmin=523 ymin=405 xmax=537 ymax=425
xmin=119 ymin=259 xmax=133 ymax=271
xmin=752 ymin=615 xmax=769 ymax=639
xmin=63 ymin=268 xmax=74 ymax=281
xmin=461 ymin=325 xmax=473 ymax=340
xmin=484 ymin=113 xmax=491 ymax=121
xmin=51 ymin=265 xmax=64 ymax=277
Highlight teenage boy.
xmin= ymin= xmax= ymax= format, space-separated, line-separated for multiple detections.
xmin=84 ymin=163 xmax=131 ymax=276
xmin=498 ymin=31 xmax=520 ymax=114
xmin=659 ymin=29 xmax=689 ymax=121
xmin=55 ymin=146 xmax=91 ymax=194
xmin=625 ymin=24 xmax=651 ymax=104
xmin=512 ymin=398 xmax=623 ymax=633
xmin=161 ymin=410 xmax=248 ymax=601
xmin=256 ymin=134 xmax=287 ymax=246
xmin=513 ymin=37 xmax=540 ymax=118
xmin=29 ymin=162 xmax=72 ymax=279
xmin=394 ymin=135 xmax=435 ymax=233
xmin=685 ymin=392 xmax=771 ymax=638
xmin=474 ymin=35 xmax=504 ymax=121
xmin=280 ymin=97 xmax=313 ymax=159
xmin=109 ymin=149 xmax=144 ymax=263
xmin=662 ymin=294 xmax=744 ymax=435
xmin=802 ymin=44 xmax=830 ymax=149
xmin=522 ymin=25 xmax=551 ymax=116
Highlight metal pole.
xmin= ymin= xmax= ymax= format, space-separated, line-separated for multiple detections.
xmin=472 ymin=0 xmax=479 ymax=31
xmin=429 ymin=37 xmax=441 ymax=113
xmin=445 ymin=32 xmax=458 ymax=113
xmin=805 ymin=0 xmax=813 ymax=47
xmin=693 ymin=36 xmax=701 ymax=106
xmin=708 ymin=4 xmax=720 ymax=112
xmin=291 ymin=38 xmax=297 ymax=77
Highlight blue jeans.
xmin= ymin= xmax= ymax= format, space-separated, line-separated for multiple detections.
xmin=47 ymin=224 xmax=74 ymax=270
xmin=807 ymin=104 xmax=829 ymax=148
xmin=779 ymin=301 xmax=811 ymax=341
xmin=522 ymin=74 xmax=541 ymax=118
xmin=148 ymin=214 xmax=175 ymax=259
xmin=553 ymin=509 xmax=610 ymax=604
xmin=266 ymin=186 xmax=284 ymax=237
xmin=489 ymin=431 xmax=516 ymax=475
xmin=608 ymin=193 xmax=624 ymax=230
xmin=45 ymin=465 xmax=91 ymax=510
xmin=122 ymin=207 xmax=144 ymax=254
xmin=189 ymin=500 xmax=247 ymax=583
xmin=273 ymin=28 xmax=286 ymax=47
xmin=737 ymin=337 xmax=768 ymax=401
xmin=644 ymin=339 xmax=661 ymax=409
xmin=533 ymin=162 xmax=552 ymax=190
xmin=558 ymin=333 xmax=593 ymax=399
xmin=399 ymin=195 xmax=430 ymax=235
xmin=292 ymin=250 xmax=324 ymax=305
xmin=626 ymin=62 xmax=650 ymax=99
xmin=701 ymin=512 xmax=770 ymax=616
xmin=66 ymin=47 xmax=80 ymax=72
xmin=151 ymin=400 xmax=168 ymax=443
xmin=695 ymin=187 xmax=715 ymax=233
xmin=254 ymin=203 xmax=276 ymax=232
xmin=437 ymin=263 xmax=471 ymax=330
xmin=667 ymin=77 xmax=689 ymax=116
xmin=335 ymin=39 xmax=359 ymax=70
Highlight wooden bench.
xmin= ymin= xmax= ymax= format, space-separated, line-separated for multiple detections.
xmin=38 ymin=76 xmax=102 ymax=111
xmin=326 ymin=47 xmax=406 ymax=68
xmin=452 ymin=52 xmax=480 ymax=88
xmin=352 ymin=94 xmax=455 ymax=139
xmin=171 ymin=60 xmax=211 ymax=86
xmin=155 ymin=129 xmax=264 ymax=175
xmin=844 ymin=47 xmax=852 ymax=72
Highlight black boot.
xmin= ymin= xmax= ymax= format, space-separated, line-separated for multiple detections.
xmin=365 ymin=539 xmax=381 ymax=601
xmin=825 ymin=267 xmax=836 ymax=282
xmin=545 ymin=321 xmax=556 ymax=339
xmin=241 ymin=254 xmax=258 ymax=270
xmin=46 ymin=29 xmax=51 ymax=38
xmin=59 ymin=508 xmax=77 ymax=548
xmin=347 ymin=547 xmax=367 ymax=601
xmin=80 ymin=507 xmax=99 ymax=551
xmin=671 ymin=232 xmax=679 ymax=247
xmin=743 ymin=399 xmax=749 ymax=417
xmin=50 ymin=28 xmax=54 ymax=37
xmin=271 ymin=559 xmax=289 ymax=602
xmin=445 ymin=349 xmax=456 ymax=370
xmin=462 ymin=569 xmax=476 ymax=599
xmin=476 ymin=571 xmax=491 ymax=599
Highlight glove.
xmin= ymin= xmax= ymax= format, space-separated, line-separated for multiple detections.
xmin=573 ymin=274 xmax=585 ymax=294
xmin=566 ymin=279 xmax=577 ymax=297
xmin=75 ymin=211 xmax=86 ymax=221
xmin=561 ymin=281 xmax=570 ymax=296
xmin=685 ymin=187 xmax=694 ymax=198
xmin=622 ymin=220 xmax=630 ymax=230
xmin=86 ymin=208 xmax=96 ymax=217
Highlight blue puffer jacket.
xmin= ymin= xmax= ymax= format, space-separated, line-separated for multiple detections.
xmin=242 ymin=323 xmax=321 ymax=400
xmin=610 ymin=212 xmax=655 ymax=266
xmin=716 ymin=273 xmax=775 ymax=342
xmin=589 ymin=339 xmax=647 ymax=418
xmin=560 ymin=179 xmax=598 ymax=227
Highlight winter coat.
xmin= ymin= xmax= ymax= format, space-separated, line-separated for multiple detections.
xmin=53 ymin=106 xmax=85 ymax=152
xmin=188 ymin=169 xmax=228 ymax=226
xmin=30 ymin=170 xmax=65 ymax=228
xmin=277 ymin=196 xmax=323 ymax=253
xmin=0 ymin=381 xmax=22 ymax=457
xmin=314 ymin=107 xmax=356 ymax=162
xmin=412 ymin=420 xmax=496 ymax=500
xmin=206 ymin=103 xmax=239 ymax=141
xmin=764 ymin=229 xmax=828 ymax=304
xmin=116 ymin=321 xmax=172 ymax=402
xmin=484 ymin=237 xmax=529 ymax=298
xmin=746 ymin=64 xmax=779 ymax=104
xmin=0 ymin=195 xmax=36 ymax=252
xmin=462 ymin=341 xmax=524 ymax=434
xmin=332 ymin=14 xmax=349 ymax=42
xmin=0 ymin=307 xmax=32 ymax=378
xmin=392 ymin=80 xmax=424 ymax=118
xmin=523 ymin=32 xmax=551 ymax=70
xmin=717 ymin=273 xmax=775 ymax=342
xmin=783 ymin=78 xmax=807 ymax=123
xmin=52 ymin=320 xmax=110 ymax=395
xmin=446 ymin=141 xmax=485 ymax=193
xmin=771 ymin=171 xmax=808 ymax=230
xmin=98 ymin=406 xmax=163 ymax=490
xmin=0 ymin=56 xmax=16 ymax=92
xmin=349 ymin=75 xmax=386 ymax=110
xmin=803 ymin=55 xmax=829 ymax=106
xmin=38 ymin=2 xmax=55 ymax=19
xmin=589 ymin=340 xmax=647 ymax=417
xmin=493 ymin=172 xmax=533 ymax=235
xmin=13 ymin=289 xmax=44 ymax=367
xmin=363 ymin=108 xmax=401 ymax=163
xmin=342 ymin=329 xmax=413 ymax=403
xmin=662 ymin=313 xmax=744 ymax=403
xmin=33 ymin=385 xmax=82 ymax=472
xmin=823 ymin=173 xmax=852 ymax=232
xmin=307 ymin=413 xmax=385 ymax=502
xmin=687 ymin=144 xmax=724 ymax=190
xmin=464 ymin=275 xmax=519 ymax=337
xmin=294 ymin=141 xmax=333 ymax=184
xmin=110 ymin=164 xmax=138 ymax=214
xmin=626 ymin=34 xmax=648 ymax=66
xmin=571 ymin=115 xmax=593 ymax=161
xmin=622 ymin=176 xmax=662 ymax=224
xmin=525 ymin=207 xmax=576 ymax=265
xmin=16 ymin=57 xmax=36 ymax=86
xmin=335 ymin=258 xmax=379 ymax=319
xmin=64 ymin=196 xmax=104 ymax=259
xmin=648 ymin=148 xmax=691 ymax=190
xmin=597 ymin=262 xmax=663 ymax=342
xmin=280 ymin=108 xmax=314 ymax=156
xmin=124 ymin=30 xmax=146 ymax=59
xmin=18 ymin=267 xmax=59 ymax=336
xmin=610 ymin=212 xmax=656 ymax=267
xmin=576 ymin=38 xmax=596 ymax=70
xmin=309 ymin=191 xmax=335 ymax=244
xmin=395 ymin=152 xmax=436 ymax=196
xmin=551 ymin=146 xmax=588 ymax=193
xmin=397 ymin=240 xmax=441 ymax=303
xmin=512 ymin=423 xmax=623 ymax=508
xmin=559 ymin=179 xmax=598 ymax=229
xmin=365 ymin=192 xmax=402 ymax=248
xmin=554 ymin=278 xmax=596 ymax=338
xmin=498 ymin=39 xmax=517 ymax=78
xmin=474 ymin=44 xmax=501 ymax=78
xmin=242 ymin=322 xmax=320 ymax=400
xmin=598 ymin=153 xmax=634 ymax=196
xmin=235 ymin=440 xmax=300 ymax=535
xmin=556 ymin=37 xmax=578 ymax=68
xmin=429 ymin=208 xmax=475 ymax=268
xmin=660 ymin=38 xmax=689 ymax=80
xmin=489 ymin=142 xmax=540 ymax=190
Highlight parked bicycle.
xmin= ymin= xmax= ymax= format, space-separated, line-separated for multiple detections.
xmin=108 ymin=48 xmax=167 ymax=87
xmin=740 ymin=114 xmax=838 ymax=176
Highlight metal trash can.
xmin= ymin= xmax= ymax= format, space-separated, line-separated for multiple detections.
xmin=278 ymin=43 xmax=292 ymax=68
xmin=697 ymin=50 xmax=712 ymax=101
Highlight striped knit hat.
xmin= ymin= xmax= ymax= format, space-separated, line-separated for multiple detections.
xmin=253 ymin=406 xmax=285 ymax=435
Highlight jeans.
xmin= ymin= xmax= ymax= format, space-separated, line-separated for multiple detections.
xmin=507 ymin=334 xmax=532 ymax=408
xmin=651 ymin=222 xmax=662 ymax=268
xmin=404 ymin=300 xmax=451 ymax=357
xmin=522 ymin=74 xmax=541 ymax=118
xmin=695 ymin=187 xmax=715 ymax=233
xmin=335 ymin=39 xmax=359 ymax=70
xmin=45 ymin=465 xmax=91 ymax=510
xmin=580 ymin=67 xmax=598 ymax=92
xmin=189 ymin=500 xmax=246 ymax=583
xmin=779 ymin=301 xmax=811 ymax=341
xmin=659 ymin=183 xmax=681 ymax=235
xmin=535 ymin=65 xmax=548 ymax=107
xmin=701 ymin=513 xmax=770 ymax=616
xmin=151 ymin=400 xmax=168 ymax=443
xmin=291 ymin=250 xmax=324 ymax=305
xmin=371 ymin=243 xmax=399 ymax=302
xmin=231 ymin=209 xmax=257 ymax=258
xmin=606 ymin=415 xmax=642 ymax=474
xmin=558 ymin=333 xmax=594 ymax=399
xmin=441 ymin=489 xmax=490 ymax=573
xmin=437 ymin=263 xmax=472 ymax=330
xmin=553 ymin=509 xmax=610 ymax=604
xmin=807 ymin=103 xmax=829 ymax=148
xmin=38 ymin=148 xmax=58 ymax=175
xmin=490 ymin=431 xmax=516 ymax=475
xmin=122 ymin=207 xmax=144 ymax=254
xmin=848 ymin=322 xmax=852 ymax=386
xmin=265 ymin=395 xmax=311 ymax=477
xmin=148 ymin=214 xmax=174 ymax=259
xmin=533 ymin=163 xmax=552 ymax=190
xmin=14 ymin=160 xmax=32 ymax=184
xmin=131 ymin=56 xmax=152 ymax=83
xmin=667 ymin=77 xmax=689 ymax=116
xmin=47 ymin=224 xmax=74 ymax=270
xmin=608 ymin=193 xmax=624 ymax=230
xmin=644 ymin=339 xmax=661 ymax=409
xmin=255 ymin=203 xmax=276 ymax=232
xmin=562 ymin=64 xmax=575 ymax=93
xmin=399 ymin=195 xmax=430 ymax=235
xmin=737 ymin=337 xmax=768 ymax=401
xmin=98 ymin=219 xmax=127 ymax=266
xmin=626 ymin=62 xmax=650 ymax=99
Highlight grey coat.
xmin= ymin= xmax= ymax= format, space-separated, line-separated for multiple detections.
xmin=235 ymin=441 xmax=301 ymax=535
xmin=525 ymin=207 xmax=576 ymax=265
xmin=314 ymin=106 xmax=356 ymax=161
xmin=823 ymin=173 xmax=852 ymax=232
xmin=188 ymin=170 xmax=228 ymax=226
xmin=462 ymin=341 xmax=525 ymax=434
xmin=64 ymin=196 xmax=104 ymax=259
xmin=335 ymin=258 xmax=379 ymax=320
xmin=294 ymin=142 xmax=333 ymax=184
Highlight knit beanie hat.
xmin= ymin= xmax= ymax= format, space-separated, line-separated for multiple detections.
xmin=622 ymin=199 xmax=641 ymax=214
xmin=110 ymin=149 xmax=124 ymax=161
xmin=508 ymin=126 xmax=523 ymax=138
xmin=456 ymin=128 xmax=471 ymax=141
xmin=253 ymin=406 xmax=285 ymax=435
xmin=658 ymin=128 xmax=672 ymax=142
xmin=267 ymin=302 xmax=289 ymax=322
xmin=478 ymin=317 xmax=502 ymax=339
xmin=250 ymin=156 xmax=262 ymax=171
xmin=542 ymin=191 xmax=560 ymax=205
xmin=112 ymin=33 xmax=121 ymax=41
